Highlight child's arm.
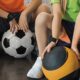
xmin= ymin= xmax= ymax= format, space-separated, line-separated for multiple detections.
xmin=0 ymin=8 xmax=9 ymax=19
xmin=23 ymin=0 xmax=42 ymax=15
xmin=71 ymin=12 xmax=80 ymax=59
xmin=18 ymin=0 xmax=42 ymax=32
xmin=72 ymin=12 xmax=80 ymax=47
xmin=42 ymin=3 xmax=63 ymax=57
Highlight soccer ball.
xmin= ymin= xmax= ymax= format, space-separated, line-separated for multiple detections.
xmin=2 ymin=30 xmax=35 ymax=58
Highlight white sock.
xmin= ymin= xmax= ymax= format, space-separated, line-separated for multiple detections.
xmin=27 ymin=57 xmax=43 ymax=78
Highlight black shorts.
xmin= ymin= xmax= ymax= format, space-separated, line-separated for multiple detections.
xmin=0 ymin=17 xmax=9 ymax=39
xmin=62 ymin=20 xmax=75 ymax=42
xmin=0 ymin=13 xmax=35 ymax=40
xmin=56 ymin=20 xmax=75 ymax=48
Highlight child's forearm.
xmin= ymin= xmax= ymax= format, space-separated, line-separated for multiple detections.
xmin=72 ymin=13 xmax=80 ymax=47
xmin=52 ymin=4 xmax=62 ymax=39
xmin=0 ymin=8 xmax=9 ymax=19
xmin=23 ymin=0 xmax=42 ymax=15
xmin=72 ymin=29 xmax=80 ymax=47
xmin=52 ymin=13 xmax=62 ymax=39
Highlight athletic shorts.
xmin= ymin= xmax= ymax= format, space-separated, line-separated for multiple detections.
xmin=0 ymin=13 xmax=35 ymax=40
xmin=56 ymin=20 xmax=75 ymax=48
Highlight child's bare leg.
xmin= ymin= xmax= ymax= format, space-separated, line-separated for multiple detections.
xmin=27 ymin=12 xmax=52 ymax=79
xmin=35 ymin=12 xmax=52 ymax=58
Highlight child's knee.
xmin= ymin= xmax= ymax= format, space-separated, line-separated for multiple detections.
xmin=35 ymin=12 xmax=52 ymax=31
xmin=35 ymin=12 xmax=50 ymax=26
xmin=37 ymin=4 xmax=51 ymax=14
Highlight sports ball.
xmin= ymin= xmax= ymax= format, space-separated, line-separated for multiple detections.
xmin=42 ymin=46 xmax=80 ymax=80
xmin=2 ymin=30 xmax=35 ymax=58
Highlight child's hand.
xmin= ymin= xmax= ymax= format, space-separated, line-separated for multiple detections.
xmin=71 ymin=46 xmax=80 ymax=60
xmin=42 ymin=41 xmax=56 ymax=59
xmin=9 ymin=19 xmax=19 ymax=33
xmin=19 ymin=11 xmax=28 ymax=32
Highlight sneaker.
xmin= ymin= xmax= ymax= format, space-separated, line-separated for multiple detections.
xmin=27 ymin=57 xmax=43 ymax=79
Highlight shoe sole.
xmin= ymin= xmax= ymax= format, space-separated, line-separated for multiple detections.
xmin=27 ymin=75 xmax=47 ymax=80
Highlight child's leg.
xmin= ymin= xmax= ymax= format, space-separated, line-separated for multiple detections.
xmin=28 ymin=4 xmax=51 ymax=32
xmin=35 ymin=12 xmax=52 ymax=57
xmin=27 ymin=12 xmax=52 ymax=79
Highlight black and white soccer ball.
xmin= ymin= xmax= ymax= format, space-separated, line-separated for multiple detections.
xmin=2 ymin=30 xmax=35 ymax=58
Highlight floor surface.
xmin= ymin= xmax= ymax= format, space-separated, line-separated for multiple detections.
xmin=0 ymin=49 xmax=47 ymax=80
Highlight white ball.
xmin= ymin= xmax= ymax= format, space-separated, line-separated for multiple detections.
xmin=2 ymin=30 xmax=35 ymax=58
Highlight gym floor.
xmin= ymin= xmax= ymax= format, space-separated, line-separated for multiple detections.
xmin=0 ymin=48 xmax=47 ymax=80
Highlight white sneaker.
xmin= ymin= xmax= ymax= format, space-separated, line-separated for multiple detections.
xmin=27 ymin=57 xmax=43 ymax=79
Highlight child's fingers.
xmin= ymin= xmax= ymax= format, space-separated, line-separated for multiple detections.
xmin=14 ymin=24 xmax=18 ymax=32
xmin=42 ymin=48 xmax=47 ymax=59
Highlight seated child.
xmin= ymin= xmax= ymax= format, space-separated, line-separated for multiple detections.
xmin=27 ymin=0 xmax=80 ymax=79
